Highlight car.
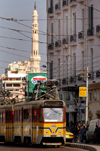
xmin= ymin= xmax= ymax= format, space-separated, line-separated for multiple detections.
xmin=66 ymin=127 xmax=74 ymax=142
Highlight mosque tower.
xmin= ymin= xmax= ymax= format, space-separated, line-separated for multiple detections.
xmin=30 ymin=2 xmax=41 ymax=73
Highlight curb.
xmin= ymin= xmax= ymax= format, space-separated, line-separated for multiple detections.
xmin=65 ymin=143 xmax=97 ymax=151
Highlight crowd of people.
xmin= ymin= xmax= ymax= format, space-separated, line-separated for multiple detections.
xmin=70 ymin=123 xmax=100 ymax=144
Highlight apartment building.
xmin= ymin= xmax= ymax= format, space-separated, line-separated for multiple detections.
xmin=47 ymin=0 xmax=100 ymax=125
xmin=1 ymin=61 xmax=30 ymax=102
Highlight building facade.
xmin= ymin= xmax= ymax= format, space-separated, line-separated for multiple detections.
xmin=47 ymin=0 xmax=100 ymax=125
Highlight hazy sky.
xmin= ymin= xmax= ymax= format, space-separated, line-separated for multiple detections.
xmin=0 ymin=0 xmax=47 ymax=76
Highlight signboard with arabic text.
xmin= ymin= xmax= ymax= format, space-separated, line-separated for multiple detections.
xmin=79 ymin=87 xmax=86 ymax=97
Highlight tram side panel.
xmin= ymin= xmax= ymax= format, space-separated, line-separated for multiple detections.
xmin=23 ymin=107 xmax=32 ymax=144
xmin=6 ymin=110 xmax=14 ymax=142
xmin=0 ymin=111 xmax=6 ymax=142
xmin=14 ymin=109 xmax=23 ymax=144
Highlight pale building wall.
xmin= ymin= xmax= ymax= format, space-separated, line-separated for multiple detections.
xmin=47 ymin=0 xmax=100 ymax=124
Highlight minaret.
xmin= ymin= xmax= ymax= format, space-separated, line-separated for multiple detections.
xmin=30 ymin=2 xmax=41 ymax=73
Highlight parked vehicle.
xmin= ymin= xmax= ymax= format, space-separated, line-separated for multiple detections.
xmin=86 ymin=119 xmax=100 ymax=143
xmin=66 ymin=127 xmax=74 ymax=142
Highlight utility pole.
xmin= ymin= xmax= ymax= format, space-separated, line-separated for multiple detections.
xmin=86 ymin=67 xmax=88 ymax=126
xmin=80 ymin=67 xmax=89 ymax=126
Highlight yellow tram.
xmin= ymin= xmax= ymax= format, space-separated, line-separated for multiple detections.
xmin=0 ymin=81 xmax=66 ymax=146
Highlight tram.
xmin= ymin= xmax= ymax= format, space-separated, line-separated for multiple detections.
xmin=0 ymin=81 xmax=66 ymax=146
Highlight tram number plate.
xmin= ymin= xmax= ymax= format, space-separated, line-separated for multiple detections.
xmin=51 ymin=135 xmax=56 ymax=137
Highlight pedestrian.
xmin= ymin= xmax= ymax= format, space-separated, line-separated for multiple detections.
xmin=73 ymin=125 xmax=78 ymax=142
xmin=77 ymin=123 xmax=81 ymax=142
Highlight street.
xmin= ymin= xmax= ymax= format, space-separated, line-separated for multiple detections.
xmin=0 ymin=143 xmax=88 ymax=151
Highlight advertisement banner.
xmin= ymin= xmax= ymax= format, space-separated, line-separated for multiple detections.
xmin=79 ymin=87 xmax=86 ymax=97
xmin=28 ymin=73 xmax=47 ymax=96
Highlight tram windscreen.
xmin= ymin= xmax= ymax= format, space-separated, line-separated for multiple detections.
xmin=43 ymin=108 xmax=63 ymax=122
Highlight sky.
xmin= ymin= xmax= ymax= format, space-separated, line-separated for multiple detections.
xmin=0 ymin=0 xmax=47 ymax=76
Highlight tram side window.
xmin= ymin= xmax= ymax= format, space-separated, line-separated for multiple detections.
xmin=39 ymin=108 xmax=43 ymax=122
xmin=14 ymin=110 xmax=22 ymax=122
xmin=2 ymin=112 xmax=5 ymax=123
xmin=33 ymin=108 xmax=39 ymax=122
xmin=6 ymin=111 xmax=12 ymax=123
xmin=24 ymin=109 xmax=31 ymax=121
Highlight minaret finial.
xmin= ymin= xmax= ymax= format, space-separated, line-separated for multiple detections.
xmin=34 ymin=2 xmax=36 ymax=10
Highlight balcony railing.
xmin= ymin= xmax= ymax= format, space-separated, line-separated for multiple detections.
xmin=96 ymin=24 xmax=100 ymax=34
xmin=96 ymin=71 xmax=100 ymax=78
xmin=70 ymin=34 xmax=77 ymax=42
xmin=87 ymin=28 xmax=94 ymax=36
xmin=55 ymin=2 xmax=61 ymax=11
xmin=78 ymin=31 xmax=84 ymax=40
xmin=48 ymin=7 xmax=53 ymax=14
xmin=88 ymin=72 xmax=94 ymax=80
xmin=48 ymin=43 xmax=54 ymax=50
xmin=62 ymin=0 xmax=68 ymax=7
xmin=55 ymin=40 xmax=61 ymax=47
xmin=62 ymin=36 xmax=69 ymax=44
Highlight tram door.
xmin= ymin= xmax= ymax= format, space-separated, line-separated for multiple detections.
xmin=6 ymin=111 xmax=12 ymax=142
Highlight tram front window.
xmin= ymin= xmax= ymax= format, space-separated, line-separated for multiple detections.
xmin=43 ymin=108 xmax=63 ymax=122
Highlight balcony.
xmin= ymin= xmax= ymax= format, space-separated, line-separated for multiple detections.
xmin=70 ymin=34 xmax=77 ymax=46
xmin=55 ymin=40 xmax=61 ymax=51
xmin=77 ymin=0 xmax=84 ymax=3
xmin=96 ymin=70 xmax=100 ymax=78
xmin=48 ymin=7 xmax=54 ymax=18
xmin=48 ymin=43 xmax=54 ymax=54
xmin=87 ymin=28 xmax=94 ymax=40
xmin=70 ymin=0 xmax=77 ymax=7
xmin=78 ymin=31 xmax=84 ymax=43
xmin=62 ymin=0 xmax=69 ymax=11
xmin=88 ymin=72 xmax=94 ymax=80
xmin=55 ymin=2 xmax=61 ymax=14
xmin=62 ymin=36 xmax=69 ymax=48
xmin=96 ymin=24 xmax=100 ymax=37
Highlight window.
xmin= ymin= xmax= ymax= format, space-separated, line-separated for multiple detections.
xmin=58 ymin=20 xmax=60 ymax=40
xmin=88 ymin=5 xmax=93 ymax=29
xmin=73 ymin=53 xmax=76 ymax=78
xmin=6 ymin=111 xmax=12 ymax=123
xmin=13 ymin=84 xmax=20 ymax=87
xmin=66 ymin=56 xmax=68 ymax=79
xmin=90 ymin=48 xmax=93 ymax=72
xmin=6 ymin=84 xmax=12 ymax=87
xmin=73 ymin=13 xmax=76 ymax=35
xmin=51 ymin=23 xmax=53 ymax=43
xmin=82 ymin=9 xmax=84 ymax=32
xmin=33 ymin=108 xmax=39 ymax=122
xmin=66 ymin=17 xmax=68 ymax=36
xmin=50 ymin=0 xmax=53 ymax=7
xmin=24 ymin=109 xmax=31 ymax=121
xmin=82 ymin=51 xmax=84 ymax=70
xmin=43 ymin=108 xmax=63 ymax=122
xmin=58 ymin=58 xmax=60 ymax=79
xmin=50 ymin=61 xmax=53 ymax=79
